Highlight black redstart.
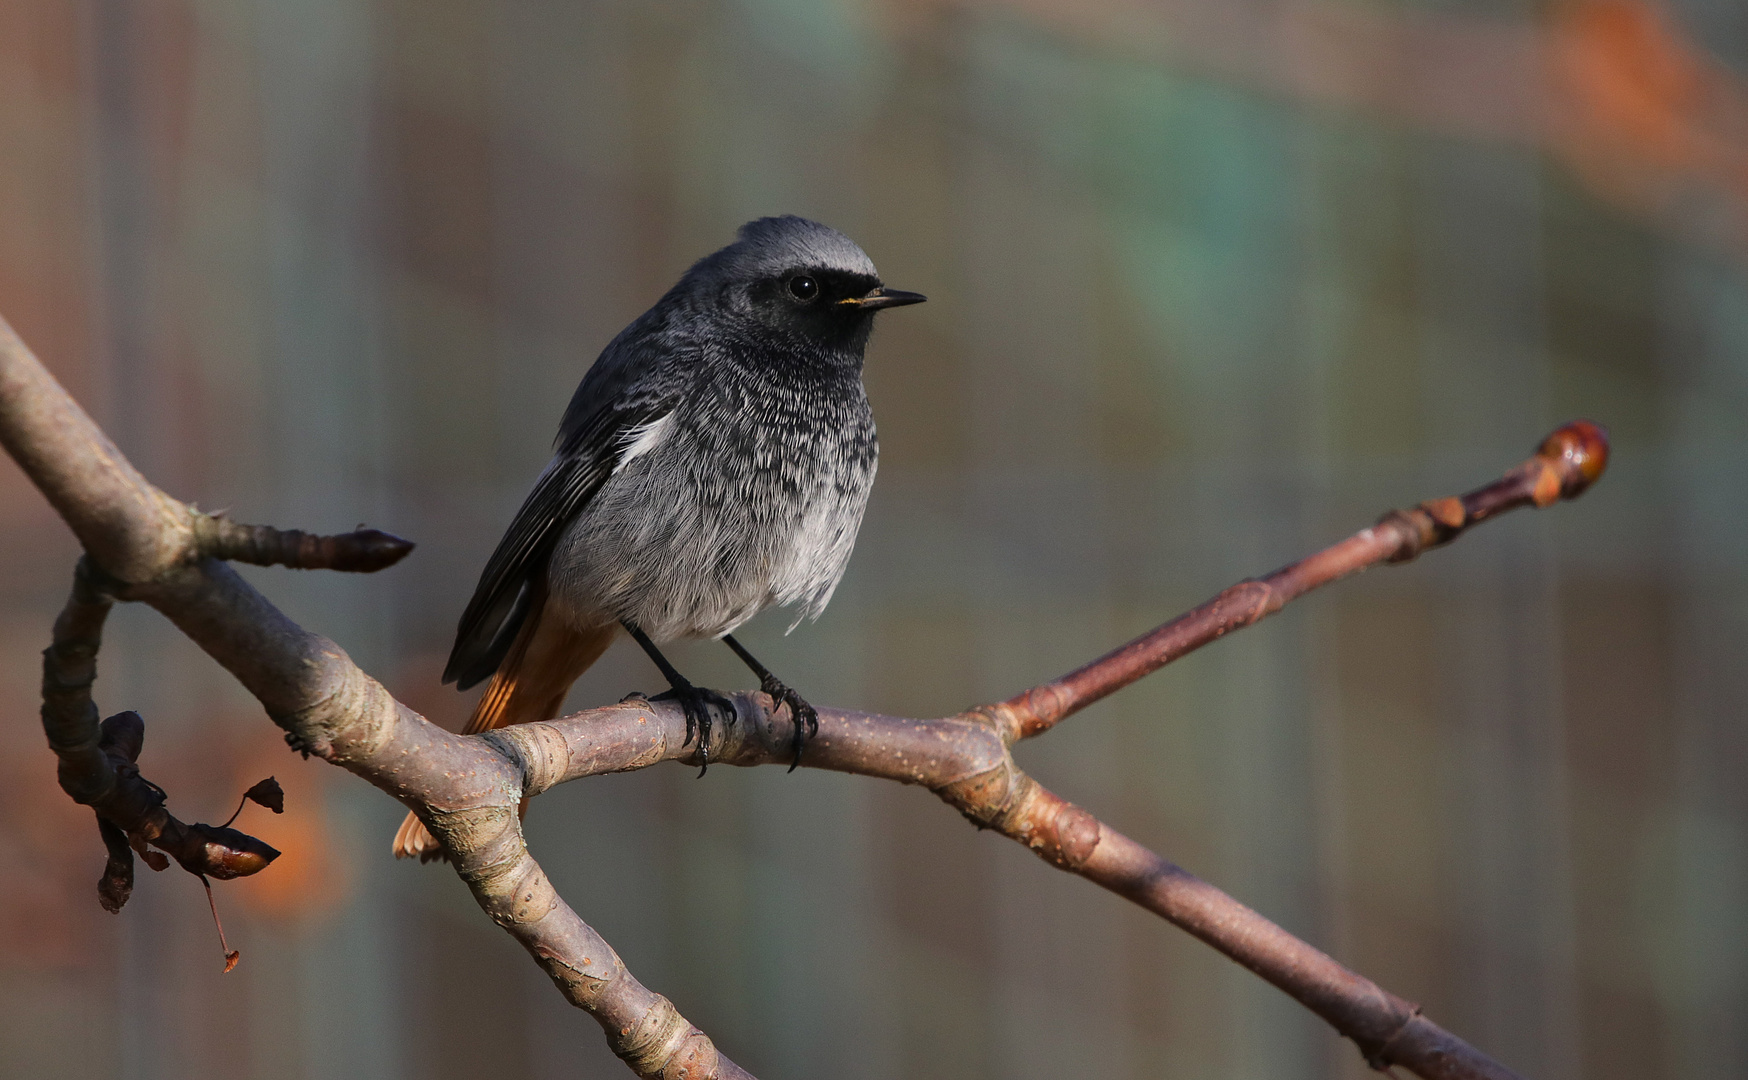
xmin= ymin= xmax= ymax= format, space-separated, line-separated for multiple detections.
xmin=395 ymin=215 xmax=924 ymax=860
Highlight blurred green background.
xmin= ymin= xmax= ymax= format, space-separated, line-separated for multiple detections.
xmin=3 ymin=0 xmax=1746 ymax=1077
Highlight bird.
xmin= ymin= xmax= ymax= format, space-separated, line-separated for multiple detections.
xmin=393 ymin=215 xmax=925 ymax=861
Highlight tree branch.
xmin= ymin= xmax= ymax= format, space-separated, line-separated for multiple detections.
xmin=499 ymin=691 xmax=1520 ymax=1079
xmin=993 ymin=420 xmax=1609 ymax=738
xmin=4 ymin=313 xmax=757 ymax=1077
xmin=42 ymin=557 xmax=281 ymax=910
xmin=2 ymin=308 xmax=1605 ymax=1079
xmin=191 ymin=514 xmax=415 ymax=573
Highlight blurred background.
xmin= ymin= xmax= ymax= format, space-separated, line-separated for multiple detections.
xmin=2 ymin=0 xmax=1746 ymax=1077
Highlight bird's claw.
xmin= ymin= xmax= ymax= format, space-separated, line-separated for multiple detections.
xmin=651 ymin=683 xmax=735 ymax=776
xmin=759 ymin=675 xmax=819 ymax=771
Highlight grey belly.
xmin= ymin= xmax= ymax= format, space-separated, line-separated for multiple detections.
xmin=545 ymin=442 xmax=868 ymax=643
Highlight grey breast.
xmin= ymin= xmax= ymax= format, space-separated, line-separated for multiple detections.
xmin=546 ymin=365 xmax=877 ymax=643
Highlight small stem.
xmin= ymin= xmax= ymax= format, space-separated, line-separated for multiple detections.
xmin=220 ymin=793 xmax=247 ymax=830
xmin=200 ymin=875 xmax=240 ymax=973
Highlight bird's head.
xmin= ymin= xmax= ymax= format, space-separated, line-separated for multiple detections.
xmin=688 ymin=215 xmax=926 ymax=354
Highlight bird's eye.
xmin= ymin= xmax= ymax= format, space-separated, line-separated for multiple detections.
xmin=788 ymin=275 xmax=818 ymax=301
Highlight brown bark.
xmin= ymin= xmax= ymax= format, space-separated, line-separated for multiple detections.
xmin=3 ymin=310 xmax=1607 ymax=1079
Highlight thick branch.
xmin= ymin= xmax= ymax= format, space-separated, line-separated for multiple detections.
xmin=0 ymin=316 xmax=189 ymax=580
xmin=3 ymin=317 xmax=750 ymax=1078
xmin=522 ymin=694 xmax=1522 ymax=1080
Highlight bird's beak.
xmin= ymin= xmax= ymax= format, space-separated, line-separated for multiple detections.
xmin=840 ymin=287 xmax=927 ymax=311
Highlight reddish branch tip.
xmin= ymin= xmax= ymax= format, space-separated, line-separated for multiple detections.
xmin=1537 ymin=420 xmax=1610 ymax=498
xmin=188 ymin=824 xmax=279 ymax=879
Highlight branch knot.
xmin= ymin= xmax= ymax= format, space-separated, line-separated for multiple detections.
xmin=935 ymin=758 xmax=1022 ymax=829
xmin=1377 ymin=509 xmax=1437 ymax=564
xmin=271 ymin=666 xmax=396 ymax=762
xmin=482 ymin=723 xmax=571 ymax=797
xmin=933 ymin=756 xmax=1104 ymax=872
xmin=611 ymin=994 xmax=720 ymax=1079
xmin=1361 ymin=1003 xmax=1424 ymax=1071
xmin=992 ymin=774 xmax=1103 ymax=870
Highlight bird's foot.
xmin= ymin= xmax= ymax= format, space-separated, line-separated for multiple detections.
xmin=758 ymin=674 xmax=819 ymax=772
xmin=650 ymin=681 xmax=736 ymax=776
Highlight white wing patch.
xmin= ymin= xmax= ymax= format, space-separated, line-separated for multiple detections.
xmin=612 ymin=413 xmax=675 ymax=475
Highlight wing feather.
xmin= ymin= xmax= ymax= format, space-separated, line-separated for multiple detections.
xmin=443 ymin=317 xmax=691 ymax=688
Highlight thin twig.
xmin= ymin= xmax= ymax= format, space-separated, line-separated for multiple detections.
xmin=191 ymin=514 xmax=414 ymax=572
xmin=993 ymin=421 xmax=1608 ymax=739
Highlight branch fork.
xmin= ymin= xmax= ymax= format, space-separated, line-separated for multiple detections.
xmin=4 ymin=311 xmax=1605 ymax=1078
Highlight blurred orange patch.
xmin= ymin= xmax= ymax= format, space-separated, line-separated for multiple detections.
xmin=225 ymin=734 xmax=349 ymax=920
xmin=1550 ymin=0 xmax=1748 ymax=245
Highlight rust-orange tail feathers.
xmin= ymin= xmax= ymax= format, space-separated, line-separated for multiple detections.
xmin=392 ymin=599 xmax=616 ymax=862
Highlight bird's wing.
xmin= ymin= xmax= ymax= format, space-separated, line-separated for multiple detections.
xmin=443 ymin=320 xmax=691 ymax=689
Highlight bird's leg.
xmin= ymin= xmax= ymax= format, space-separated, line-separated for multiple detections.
xmin=722 ymin=635 xmax=819 ymax=772
xmin=622 ymin=622 xmax=734 ymax=777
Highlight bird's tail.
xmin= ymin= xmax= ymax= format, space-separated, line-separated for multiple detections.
xmin=393 ymin=598 xmax=617 ymax=862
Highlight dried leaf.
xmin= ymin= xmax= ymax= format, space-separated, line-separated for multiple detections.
xmin=223 ymin=950 xmax=240 ymax=973
xmin=98 ymin=711 xmax=145 ymax=763
xmin=243 ymin=777 xmax=284 ymax=814
xmin=127 ymin=832 xmax=169 ymax=872
xmin=95 ymin=816 xmax=134 ymax=913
